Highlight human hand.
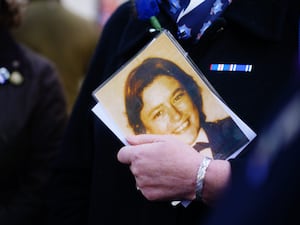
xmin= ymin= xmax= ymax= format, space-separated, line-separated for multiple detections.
xmin=117 ymin=134 xmax=203 ymax=201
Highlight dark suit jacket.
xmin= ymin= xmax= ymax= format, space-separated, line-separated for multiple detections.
xmin=47 ymin=0 xmax=299 ymax=225
xmin=201 ymin=117 xmax=249 ymax=159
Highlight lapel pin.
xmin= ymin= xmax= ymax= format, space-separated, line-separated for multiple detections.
xmin=0 ymin=67 xmax=10 ymax=84
xmin=9 ymin=71 xmax=24 ymax=85
xmin=0 ymin=67 xmax=24 ymax=86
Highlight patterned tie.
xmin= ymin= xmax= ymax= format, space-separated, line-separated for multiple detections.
xmin=193 ymin=142 xmax=210 ymax=152
xmin=134 ymin=0 xmax=231 ymax=42
xmin=161 ymin=0 xmax=231 ymax=42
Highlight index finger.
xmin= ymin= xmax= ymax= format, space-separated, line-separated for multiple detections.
xmin=126 ymin=134 xmax=173 ymax=145
xmin=117 ymin=146 xmax=134 ymax=165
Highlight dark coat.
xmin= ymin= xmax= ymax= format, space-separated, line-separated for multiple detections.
xmin=202 ymin=117 xmax=249 ymax=159
xmin=0 ymin=29 xmax=67 ymax=225
xmin=203 ymin=81 xmax=300 ymax=225
xmin=47 ymin=0 xmax=299 ymax=225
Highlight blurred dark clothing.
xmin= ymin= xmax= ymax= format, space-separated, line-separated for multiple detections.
xmin=195 ymin=117 xmax=249 ymax=159
xmin=0 ymin=28 xmax=68 ymax=225
xmin=47 ymin=0 xmax=299 ymax=225
xmin=12 ymin=0 xmax=100 ymax=113
xmin=202 ymin=77 xmax=300 ymax=225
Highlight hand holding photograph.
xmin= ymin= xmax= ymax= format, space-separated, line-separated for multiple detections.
xmin=92 ymin=30 xmax=256 ymax=160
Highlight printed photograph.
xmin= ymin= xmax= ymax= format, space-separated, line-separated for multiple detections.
xmin=93 ymin=31 xmax=256 ymax=159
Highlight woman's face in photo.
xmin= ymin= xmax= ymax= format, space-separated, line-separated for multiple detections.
xmin=140 ymin=75 xmax=200 ymax=144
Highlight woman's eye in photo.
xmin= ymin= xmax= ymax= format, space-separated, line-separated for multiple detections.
xmin=153 ymin=110 xmax=164 ymax=120
xmin=173 ymin=90 xmax=186 ymax=103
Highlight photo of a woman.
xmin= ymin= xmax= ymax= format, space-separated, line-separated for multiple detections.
xmin=124 ymin=57 xmax=249 ymax=159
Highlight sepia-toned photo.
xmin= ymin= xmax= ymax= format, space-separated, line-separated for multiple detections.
xmin=93 ymin=31 xmax=256 ymax=160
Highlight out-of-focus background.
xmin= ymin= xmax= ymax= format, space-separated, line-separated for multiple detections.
xmin=62 ymin=0 xmax=126 ymax=26
xmin=12 ymin=0 xmax=126 ymax=114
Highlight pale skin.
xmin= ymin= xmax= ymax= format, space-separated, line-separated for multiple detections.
xmin=119 ymin=71 xmax=229 ymax=204
xmin=140 ymin=75 xmax=200 ymax=145
xmin=117 ymin=134 xmax=231 ymax=205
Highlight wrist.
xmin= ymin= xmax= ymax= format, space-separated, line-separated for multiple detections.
xmin=201 ymin=160 xmax=231 ymax=205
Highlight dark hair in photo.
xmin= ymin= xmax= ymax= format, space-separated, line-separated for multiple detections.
xmin=125 ymin=57 xmax=206 ymax=134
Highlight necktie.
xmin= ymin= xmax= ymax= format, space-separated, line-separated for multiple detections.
xmin=193 ymin=142 xmax=210 ymax=152
xmin=134 ymin=0 xmax=231 ymax=42
xmin=161 ymin=0 xmax=231 ymax=42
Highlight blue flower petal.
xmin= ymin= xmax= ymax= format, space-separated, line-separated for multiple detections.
xmin=135 ymin=0 xmax=161 ymax=20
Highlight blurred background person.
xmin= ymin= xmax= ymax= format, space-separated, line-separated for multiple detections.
xmin=12 ymin=0 xmax=101 ymax=114
xmin=0 ymin=0 xmax=68 ymax=224
xmin=202 ymin=74 xmax=300 ymax=225
xmin=97 ymin=0 xmax=125 ymax=27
